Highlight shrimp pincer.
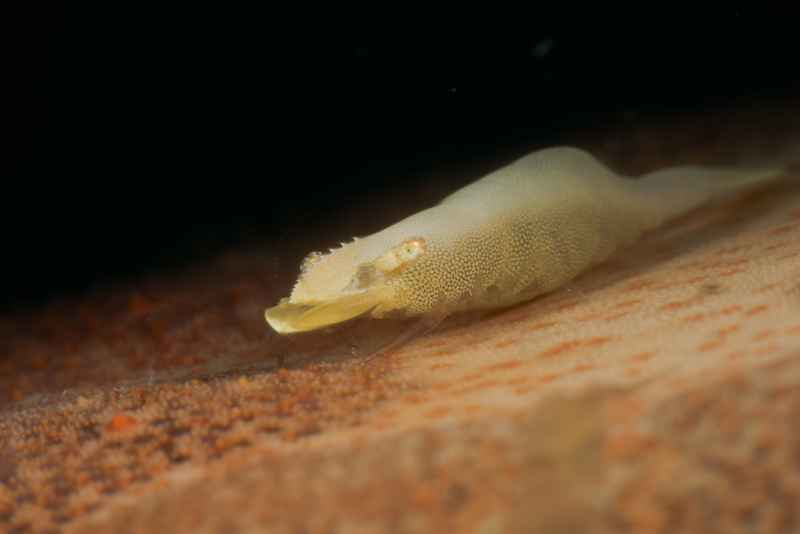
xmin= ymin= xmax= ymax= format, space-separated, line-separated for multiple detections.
xmin=265 ymin=146 xmax=783 ymax=334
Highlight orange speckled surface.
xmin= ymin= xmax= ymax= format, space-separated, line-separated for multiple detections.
xmin=1 ymin=104 xmax=800 ymax=533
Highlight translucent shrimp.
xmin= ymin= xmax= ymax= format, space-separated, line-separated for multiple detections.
xmin=265 ymin=147 xmax=783 ymax=334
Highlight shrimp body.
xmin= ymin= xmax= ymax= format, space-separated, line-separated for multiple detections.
xmin=265 ymin=147 xmax=782 ymax=334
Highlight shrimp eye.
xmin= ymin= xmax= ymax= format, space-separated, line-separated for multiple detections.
xmin=375 ymin=238 xmax=427 ymax=273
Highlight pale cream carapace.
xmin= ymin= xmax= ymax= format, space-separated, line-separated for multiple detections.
xmin=265 ymin=146 xmax=783 ymax=334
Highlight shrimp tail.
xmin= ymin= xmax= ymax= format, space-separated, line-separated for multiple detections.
xmin=633 ymin=164 xmax=785 ymax=230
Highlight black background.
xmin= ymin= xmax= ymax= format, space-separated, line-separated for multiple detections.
xmin=5 ymin=5 xmax=799 ymax=309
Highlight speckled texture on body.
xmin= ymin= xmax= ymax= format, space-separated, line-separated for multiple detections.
xmin=276 ymin=147 xmax=783 ymax=331
xmin=1 ymin=103 xmax=800 ymax=533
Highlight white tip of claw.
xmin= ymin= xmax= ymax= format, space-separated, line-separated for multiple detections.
xmin=264 ymin=309 xmax=303 ymax=334
xmin=264 ymin=291 xmax=383 ymax=334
